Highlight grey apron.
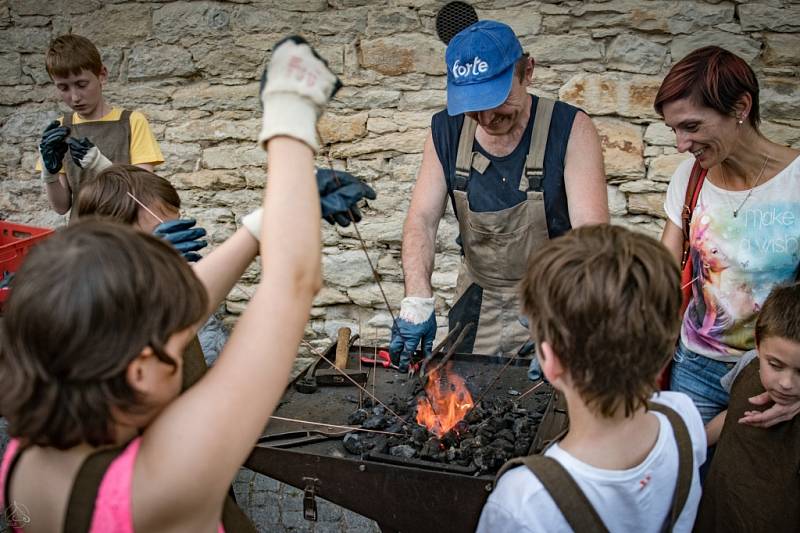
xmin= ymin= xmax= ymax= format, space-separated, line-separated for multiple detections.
xmin=62 ymin=109 xmax=132 ymax=219
xmin=448 ymin=97 xmax=555 ymax=356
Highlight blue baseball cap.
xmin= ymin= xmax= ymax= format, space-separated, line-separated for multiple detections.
xmin=445 ymin=20 xmax=523 ymax=116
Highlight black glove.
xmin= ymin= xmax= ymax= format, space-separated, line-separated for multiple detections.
xmin=317 ymin=169 xmax=377 ymax=227
xmin=154 ymin=218 xmax=208 ymax=262
xmin=66 ymin=137 xmax=113 ymax=172
xmin=39 ymin=120 xmax=71 ymax=175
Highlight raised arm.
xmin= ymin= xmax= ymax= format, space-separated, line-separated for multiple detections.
xmin=563 ymin=112 xmax=609 ymax=227
xmin=137 ymin=37 xmax=339 ymax=529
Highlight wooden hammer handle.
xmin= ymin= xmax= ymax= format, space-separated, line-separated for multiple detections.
xmin=334 ymin=327 xmax=351 ymax=369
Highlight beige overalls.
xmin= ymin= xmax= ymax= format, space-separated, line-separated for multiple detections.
xmin=62 ymin=109 xmax=132 ymax=219
xmin=448 ymin=97 xmax=555 ymax=356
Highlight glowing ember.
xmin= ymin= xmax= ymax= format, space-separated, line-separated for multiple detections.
xmin=416 ymin=362 xmax=474 ymax=437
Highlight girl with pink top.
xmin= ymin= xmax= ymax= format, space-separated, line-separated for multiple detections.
xmin=0 ymin=37 xmax=343 ymax=532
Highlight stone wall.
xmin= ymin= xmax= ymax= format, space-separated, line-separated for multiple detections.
xmin=2 ymin=0 xmax=799 ymax=348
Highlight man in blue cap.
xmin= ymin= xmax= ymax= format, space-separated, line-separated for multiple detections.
xmin=389 ymin=20 xmax=609 ymax=372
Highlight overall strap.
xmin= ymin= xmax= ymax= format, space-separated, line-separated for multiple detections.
xmin=520 ymin=97 xmax=555 ymax=193
xmin=119 ymin=109 xmax=132 ymax=123
xmin=62 ymin=112 xmax=74 ymax=128
xmin=648 ymin=401 xmax=693 ymax=532
xmin=454 ymin=116 xmax=478 ymax=191
xmin=680 ymin=162 xmax=707 ymax=269
xmin=64 ymin=446 xmax=126 ymax=533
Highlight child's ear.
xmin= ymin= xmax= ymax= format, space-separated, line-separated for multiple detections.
xmin=126 ymin=346 xmax=154 ymax=395
xmin=539 ymin=341 xmax=565 ymax=384
xmin=98 ymin=65 xmax=108 ymax=85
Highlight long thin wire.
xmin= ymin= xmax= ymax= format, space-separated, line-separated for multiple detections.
xmin=300 ymin=340 xmax=407 ymax=425
xmin=319 ymin=141 xmax=398 ymax=329
xmin=268 ymin=415 xmax=403 ymax=437
xmin=516 ymin=380 xmax=546 ymax=401
xmin=472 ymin=352 xmax=519 ymax=407
xmin=126 ymin=192 xmax=164 ymax=224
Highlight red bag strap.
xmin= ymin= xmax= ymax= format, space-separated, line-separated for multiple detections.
xmin=680 ymin=162 xmax=707 ymax=269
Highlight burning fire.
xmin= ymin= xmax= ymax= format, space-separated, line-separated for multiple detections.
xmin=416 ymin=362 xmax=474 ymax=437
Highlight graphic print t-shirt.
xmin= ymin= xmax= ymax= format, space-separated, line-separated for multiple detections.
xmin=665 ymin=156 xmax=800 ymax=362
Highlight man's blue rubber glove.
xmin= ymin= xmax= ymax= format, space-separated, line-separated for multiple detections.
xmin=317 ymin=169 xmax=377 ymax=226
xmin=154 ymin=218 xmax=208 ymax=262
xmin=388 ymin=297 xmax=437 ymax=372
xmin=66 ymin=137 xmax=113 ymax=174
xmin=39 ymin=120 xmax=71 ymax=183
xmin=517 ymin=315 xmax=542 ymax=380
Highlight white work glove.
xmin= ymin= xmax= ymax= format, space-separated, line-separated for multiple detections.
xmin=66 ymin=137 xmax=113 ymax=173
xmin=258 ymin=36 xmax=341 ymax=153
xmin=399 ymin=296 xmax=436 ymax=325
xmin=242 ymin=208 xmax=263 ymax=241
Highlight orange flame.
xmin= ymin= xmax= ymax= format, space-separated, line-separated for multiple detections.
xmin=416 ymin=362 xmax=474 ymax=437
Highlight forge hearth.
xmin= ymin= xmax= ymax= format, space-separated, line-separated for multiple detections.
xmin=244 ymin=343 xmax=567 ymax=533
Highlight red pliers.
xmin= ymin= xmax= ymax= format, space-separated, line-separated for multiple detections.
xmin=360 ymin=350 xmax=401 ymax=370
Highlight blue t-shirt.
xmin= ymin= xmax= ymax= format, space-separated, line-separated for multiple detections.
xmin=431 ymin=95 xmax=578 ymax=239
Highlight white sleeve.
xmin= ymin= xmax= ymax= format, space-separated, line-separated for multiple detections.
xmin=651 ymin=391 xmax=707 ymax=465
xmin=664 ymin=159 xmax=696 ymax=228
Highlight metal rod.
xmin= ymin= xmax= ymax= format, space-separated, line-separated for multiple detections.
xmin=358 ymin=316 xmax=363 ymax=410
xmin=472 ymin=352 xmax=519 ymax=407
xmin=319 ymin=147 xmax=398 ymax=329
xmin=268 ymin=415 xmax=404 ymax=437
xmin=127 ymin=191 xmax=164 ymax=224
xmin=300 ymin=339 xmax=407 ymax=425
xmin=516 ymin=380 xmax=546 ymax=401
xmin=372 ymin=328 xmax=377 ymax=408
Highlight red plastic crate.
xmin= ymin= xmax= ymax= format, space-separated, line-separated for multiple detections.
xmin=0 ymin=221 xmax=55 ymax=309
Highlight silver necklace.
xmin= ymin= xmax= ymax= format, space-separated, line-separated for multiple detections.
xmin=720 ymin=155 xmax=770 ymax=218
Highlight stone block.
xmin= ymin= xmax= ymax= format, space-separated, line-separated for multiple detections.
xmin=230 ymin=5 xmax=297 ymax=34
xmin=619 ymin=180 xmax=668 ymax=193
xmin=202 ymin=144 xmax=264 ymax=169
xmin=12 ymin=0 xmax=101 ymax=16
xmin=739 ymin=4 xmax=800 ymax=32
xmin=3 ymin=27 xmax=50 ymax=53
xmin=103 ymin=84 xmax=173 ymax=107
xmin=360 ymin=34 xmax=445 ymax=76
xmin=171 ymin=82 xmax=259 ymax=111
xmin=153 ymin=2 xmax=233 ymax=44
xmin=761 ymin=78 xmax=800 ymax=119
xmin=670 ymin=30 xmax=761 ymax=64
xmin=644 ymin=122 xmax=674 ymax=146
xmin=159 ymin=142 xmax=202 ymax=174
xmin=521 ymin=34 xmax=602 ymax=65
xmin=595 ymin=117 xmax=644 ymax=178
xmin=559 ymin=73 xmax=662 ymax=119
xmin=166 ymin=118 xmax=260 ymax=143
xmin=128 ymin=45 xmax=197 ymax=81
xmin=572 ymin=0 xmax=733 ymax=33
xmin=763 ymin=33 xmax=800 ymax=66
xmin=389 ymin=153 xmax=423 ymax=182
xmin=761 ymin=121 xmax=800 ymax=150
xmin=607 ymin=184 xmax=627 ymax=216
xmin=314 ymin=286 xmax=351 ymax=306
xmin=347 ymin=282 xmax=404 ymax=307
xmin=647 ymin=153 xmax=692 ymax=182
xmin=606 ymin=34 xmax=667 ymax=75
xmin=481 ymin=7 xmax=542 ymax=37
xmin=367 ymin=116 xmax=398 ymax=134
xmin=627 ymin=192 xmax=666 ymax=218
xmin=331 ymin=87 xmax=402 ymax=111
xmin=1 ymin=109 xmax=55 ymax=142
xmin=318 ymin=111 xmax=368 ymax=144
xmin=0 ymin=52 xmax=21 ymax=85
xmin=72 ymin=4 xmax=151 ymax=46
xmin=399 ymin=89 xmax=446 ymax=111
xmin=331 ymin=129 xmax=426 ymax=158
xmin=174 ymin=169 xmax=246 ymax=190
xmin=191 ymin=40 xmax=263 ymax=79
xmin=366 ymin=7 xmax=420 ymax=36
xmin=323 ymin=250 xmax=381 ymax=288
xmin=303 ymin=7 xmax=368 ymax=39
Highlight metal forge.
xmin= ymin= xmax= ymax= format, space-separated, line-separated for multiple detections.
xmin=244 ymin=339 xmax=567 ymax=533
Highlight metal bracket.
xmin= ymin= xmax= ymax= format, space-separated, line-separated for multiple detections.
xmin=302 ymin=477 xmax=320 ymax=521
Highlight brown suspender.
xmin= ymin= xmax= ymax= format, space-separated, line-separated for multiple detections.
xmin=494 ymin=401 xmax=694 ymax=532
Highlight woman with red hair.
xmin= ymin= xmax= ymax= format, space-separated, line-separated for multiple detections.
xmin=655 ymin=46 xmax=800 ymax=428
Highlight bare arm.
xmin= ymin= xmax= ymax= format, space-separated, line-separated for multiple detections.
xmin=137 ymin=137 xmax=321 ymax=527
xmin=661 ymin=219 xmax=684 ymax=265
xmin=43 ymin=174 xmax=72 ymax=215
xmin=402 ymin=131 xmax=448 ymax=298
xmin=705 ymin=410 xmax=727 ymax=446
xmin=563 ymin=112 xmax=609 ymax=227
xmin=135 ymin=163 xmax=155 ymax=173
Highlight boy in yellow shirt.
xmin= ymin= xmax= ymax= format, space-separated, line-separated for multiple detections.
xmin=36 ymin=34 xmax=163 ymax=216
